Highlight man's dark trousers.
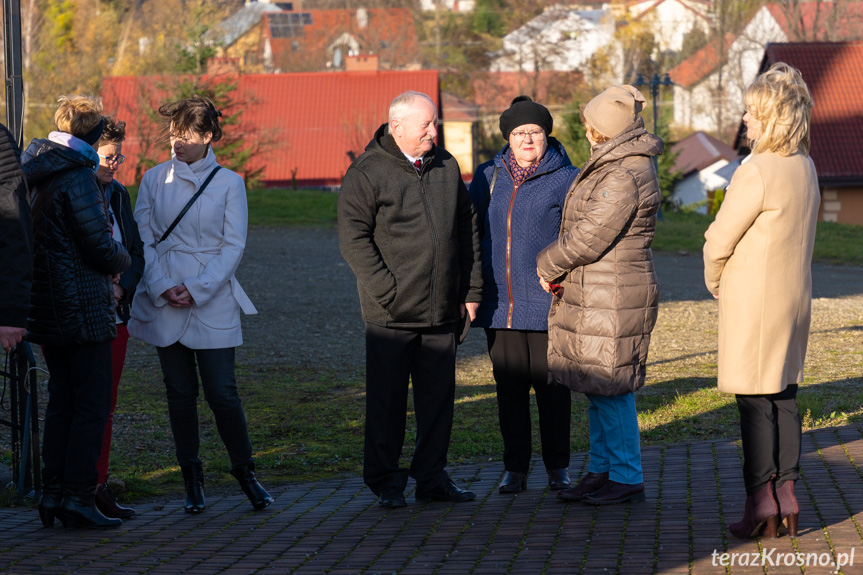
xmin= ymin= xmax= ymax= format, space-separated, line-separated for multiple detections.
xmin=363 ymin=322 xmax=457 ymax=495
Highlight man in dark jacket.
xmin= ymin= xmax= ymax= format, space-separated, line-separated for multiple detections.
xmin=0 ymin=123 xmax=32 ymax=352
xmin=338 ymin=91 xmax=482 ymax=508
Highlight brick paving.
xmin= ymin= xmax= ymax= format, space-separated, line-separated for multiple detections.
xmin=3 ymin=425 xmax=863 ymax=574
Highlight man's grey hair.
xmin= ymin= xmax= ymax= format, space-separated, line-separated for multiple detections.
xmin=388 ymin=91 xmax=436 ymax=124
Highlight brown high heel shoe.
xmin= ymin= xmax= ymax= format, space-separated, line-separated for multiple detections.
xmin=729 ymin=480 xmax=779 ymax=539
xmin=774 ymin=479 xmax=799 ymax=537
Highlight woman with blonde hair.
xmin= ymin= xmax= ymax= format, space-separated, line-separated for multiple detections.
xmin=704 ymin=62 xmax=819 ymax=539
xmin=22 ymin=95 xmax=130 ymax=529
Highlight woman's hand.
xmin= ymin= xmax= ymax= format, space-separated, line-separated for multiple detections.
xmin=162 ymin=286 xmax=194 ymax=308
xmin=113 ymin=284 xmax=125 ymax=302
xmin=537 ymin=268 xmax=551 ymax=293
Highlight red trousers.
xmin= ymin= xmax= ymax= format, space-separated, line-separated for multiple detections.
xmin=95 ymin=323 xmax=129 ymax=484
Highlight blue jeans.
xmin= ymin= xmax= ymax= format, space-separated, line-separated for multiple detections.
xmin=585 ymin=392 xmax=643 ymax=484
xmin=156 ymin=343 xmax=253 ymax=470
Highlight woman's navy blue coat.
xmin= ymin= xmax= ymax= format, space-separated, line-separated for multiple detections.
xmin=469 ymin=138 xmax=579 ymax=331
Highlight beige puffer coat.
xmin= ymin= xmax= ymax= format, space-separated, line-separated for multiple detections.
xmin=537 ymin=118 xmax=662 ymax=396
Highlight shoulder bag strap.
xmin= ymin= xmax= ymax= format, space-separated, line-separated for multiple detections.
xmin=157 ymin=166 xmax=222 ymax=245
xmin=489 ymin=165 xmax=499 ymax=199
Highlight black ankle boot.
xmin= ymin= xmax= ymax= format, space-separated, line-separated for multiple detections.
xmin=38 ymin=472 xmax=64 ymax=528
xmin=231 ymin=463 xmax=273 ymax=510
xmin=59 ymin=484 xmax=122 ymax=529
xmin=181 ymin=464 xmax=206 ymax=513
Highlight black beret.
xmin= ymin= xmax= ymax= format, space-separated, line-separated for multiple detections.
xmin=499 ymin=96 xmax=553 ymax=140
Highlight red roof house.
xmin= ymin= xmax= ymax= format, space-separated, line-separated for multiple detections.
xmin=263 ymin=8 xmax=420 ymax=72
xmin=735 ymin=42 xmax=863 ymax=225
xmin=670 ymin=1 xmax=863 ymax=137
xmin=101 ymin=70 xmax=440 ymax=188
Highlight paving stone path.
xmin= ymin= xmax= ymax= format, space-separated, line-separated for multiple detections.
xmin=2 ymin=425 xmax=863 ymax=574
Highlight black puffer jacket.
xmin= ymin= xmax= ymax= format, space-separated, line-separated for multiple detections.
xmin=338 ymin=124 xmax=482 ymax=328
xmin=22 ymin=138 xmax=130 ymax=345
xmin=0 ymin=123 xmax=32 ymax=328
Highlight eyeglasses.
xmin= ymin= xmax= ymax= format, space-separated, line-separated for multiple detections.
xmin=510 ymin=130 xmax=545 ymax=141
xmin=98 ymin=153 xmax=126 ymax=165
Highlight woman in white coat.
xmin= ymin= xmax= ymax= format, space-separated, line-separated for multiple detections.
xmin=704 ymin=63 xmax=818 ymax=539
xmin=129 ymin=96 xmax=272 ymax=513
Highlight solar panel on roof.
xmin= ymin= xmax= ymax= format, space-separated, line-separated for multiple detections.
xmin=268 ymin=12 xmax=313 ymax=38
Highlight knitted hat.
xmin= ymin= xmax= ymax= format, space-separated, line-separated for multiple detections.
xmin=583 ymin=85 xmax=646 ymax=138
xmin=499 ymin=96 xmax=553 ymax=140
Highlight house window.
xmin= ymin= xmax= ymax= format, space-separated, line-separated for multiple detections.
xmin=244 ymin=50 xmax=258 ymax=66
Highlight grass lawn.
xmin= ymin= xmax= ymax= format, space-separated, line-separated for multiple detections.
xmin=655 ymin=210 xmax=863 ymax=265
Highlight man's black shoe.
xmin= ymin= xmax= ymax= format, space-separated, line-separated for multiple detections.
xmin=416 ymin=479 xmax=476 ymax=503
xmin=378 ymin=489 xmax=407 ymax=509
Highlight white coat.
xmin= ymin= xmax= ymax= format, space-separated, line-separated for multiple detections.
xmin=128 ymin=148 xmax=256 ymax=349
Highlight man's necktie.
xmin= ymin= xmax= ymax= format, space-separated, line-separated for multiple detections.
xmin=414 ymin=159 xmax=422 ymax=173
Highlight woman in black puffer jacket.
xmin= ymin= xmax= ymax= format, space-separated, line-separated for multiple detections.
xmin=22 ymin=95 xmax=130 ymax=530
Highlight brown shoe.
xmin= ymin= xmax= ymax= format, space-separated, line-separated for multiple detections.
xmin=557 ymin=471 xmax=608 ymax=502
xmin=582 ymin=480 xmax=645 ymax=505
xmin=95 ymin=482 xmax=137 ymax=519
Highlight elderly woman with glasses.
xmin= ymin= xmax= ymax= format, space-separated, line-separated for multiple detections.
xmin=91 ymin=117 xmax=144 ymax=520
xmin=469 ymin=96 xmax=579 ymax=494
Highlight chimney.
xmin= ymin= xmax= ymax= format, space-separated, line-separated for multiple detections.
xmin=346 ymin=54 xmax=378 ymax=72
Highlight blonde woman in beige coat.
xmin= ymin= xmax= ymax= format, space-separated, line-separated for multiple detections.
xmin=704 ymin=63 xmax=819 ymax=540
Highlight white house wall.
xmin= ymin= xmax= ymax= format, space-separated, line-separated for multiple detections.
xmin=490 ymin=8 xmax=614 ymax=72
xmin=632 ymin=0 xmax=712 ymax=53
xmin=672 ymin=6 xmax=788 ymax=134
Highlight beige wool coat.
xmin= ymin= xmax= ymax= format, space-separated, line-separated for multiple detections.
xmin=537 ymin=119 xmax=662 ymax=396
xmin=703 ymin=151 xmax=820 ymax=395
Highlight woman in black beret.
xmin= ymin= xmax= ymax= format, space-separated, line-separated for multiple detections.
xmin=468 ymin=96 xmax=580 ymax=494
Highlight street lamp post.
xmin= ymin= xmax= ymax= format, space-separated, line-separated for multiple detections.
xmin=634 ymin=73 xmax=673 ymax=220
xmin=634 ymin=73 xmax=674 ymax=138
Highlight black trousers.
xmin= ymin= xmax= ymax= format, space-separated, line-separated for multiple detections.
xmin=736 ymin=384 xmax=801 ymax=495
xmin=41 ymin=342 xmax=113 ymax=488
xmin=363 ymin=322 xmax=457 ymax=495
xmin=486 ymin=329 xmax=571 ymax=473
xmin=156 ymin=343 xmax=253 ymax=471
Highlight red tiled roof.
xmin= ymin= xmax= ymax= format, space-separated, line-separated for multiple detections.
xmin=265 ymin=8 xmax=419 ymax=72
xmin=101 ymin=70 xmax=440 ymax=187
xmin=765 ymin=2 xmax=863 ymax=41
xmin=671 ymin=131 xmax=738 ymax=175
xmin=470 ymin=71 xmax=584 ymax=112
xmin=668 ymin=33 xmax=735 ymax=89
xmin=441 ymin=92 xmax=479 ymax=122
xmin=764 ymin=42 xmax=863 ymax=183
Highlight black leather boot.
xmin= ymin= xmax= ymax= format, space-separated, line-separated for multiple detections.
xmin=38 ymin=472 xmax=64 ymax=528
xmin=59 ymin=484 xmax=122 ymax=529
xmin=95 ymin=481 xmax=137 ymax=519
xmin=230 ymin=463 xmax=273 ymax=510
xmin=181 ymin=464 xmax=206 ymax=513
